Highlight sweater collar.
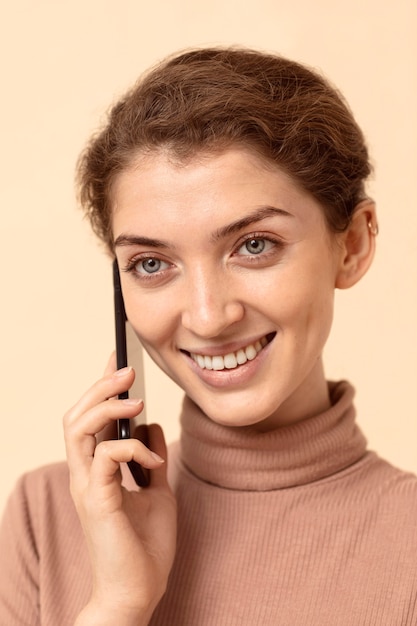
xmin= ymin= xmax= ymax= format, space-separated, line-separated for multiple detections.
xmin=179 ymin=381 xmax=367 ymax=491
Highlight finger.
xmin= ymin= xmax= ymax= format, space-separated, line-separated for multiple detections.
xmin=64 ymin=366 xmax=136 ymax=426
xmin=100 ymin=353 xmax=138 ymax=443
xmin=65 ymin=398 xmax=144 ymax=475
xmin=96 ymin=421 xmax=118 ymax=446
xmin=68 ymin=398 xmax=144 ymax=440
xmin=96 ymin=398 xmax=147 ymax=445
xmin=146 ymin=424 xmax=170 ymax=489
xmin=90 ymin=438 xmax=165 ymax=490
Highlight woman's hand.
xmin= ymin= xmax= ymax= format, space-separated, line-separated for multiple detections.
xmin=64 ymin=357 xmax=177 ymax=625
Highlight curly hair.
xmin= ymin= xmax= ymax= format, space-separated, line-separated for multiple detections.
xmin=77 ymin=47 xmax=371 ymax=252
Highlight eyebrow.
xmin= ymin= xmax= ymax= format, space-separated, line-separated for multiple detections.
xmin=114 ymin=205 xmax=292 ymax=250
xmin=114 ymin=234 xmax=171 ymax=249
xmin=211 ymin=206 xmax=293 ymax=241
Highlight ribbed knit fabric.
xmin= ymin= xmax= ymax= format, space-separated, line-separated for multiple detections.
xmin=178 ymin=380 xmax=366 ymax=490
xmin=1 ymin=381 xmax=417 ymax=625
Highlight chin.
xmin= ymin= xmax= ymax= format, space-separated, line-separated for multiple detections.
xmin=195 ymin=393 xmax=283 ymax=429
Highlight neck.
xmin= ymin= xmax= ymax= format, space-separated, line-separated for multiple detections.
xmin=179 ymin=380 xmax=367 ymax=491
xmin=255 ymin=358 xmax=331 ymax=432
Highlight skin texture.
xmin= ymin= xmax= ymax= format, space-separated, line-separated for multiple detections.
xmin=65 ymin=360 xmax=177 ymax=626
xmin=112 ymin=147 xmax=375 ymax=431
xmin=66 ymin=146 xmax=376 ymax=623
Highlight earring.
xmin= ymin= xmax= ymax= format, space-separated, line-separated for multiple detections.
xmin=368 ymin=221 xmax=379 ymax=236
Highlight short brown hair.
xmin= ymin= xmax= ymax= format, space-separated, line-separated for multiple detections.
xmin=77 ymin=47 xmax=372 ymax=252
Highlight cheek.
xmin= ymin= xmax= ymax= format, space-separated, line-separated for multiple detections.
xmin=124 ymin=290 xmax=178 ymax=349
xmin=295 ymin=276 xmax=335 ymax=353
xmin=260 ymin=263 xmax=335 ymax=337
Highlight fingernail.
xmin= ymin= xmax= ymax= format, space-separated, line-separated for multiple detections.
xmin=122 ymin=398 xmax=143 ymax=406
xmin=150 ymin=451 xmax=165 ymax=463
xmin=114 ymin=366 xmax=132 ymax=377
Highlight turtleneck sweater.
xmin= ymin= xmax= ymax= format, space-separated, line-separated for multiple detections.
xmin=178 ymin=380 xmax=367 ymax=490
xmin=1 ymin=381 xmax=417 ymax=625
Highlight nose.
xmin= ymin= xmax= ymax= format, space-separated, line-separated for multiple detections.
xmin=181 ymin=268 xmax=245 ymax=338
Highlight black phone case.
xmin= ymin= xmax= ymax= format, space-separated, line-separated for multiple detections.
xmin=113 ymin=260 xmax=150 ymax=487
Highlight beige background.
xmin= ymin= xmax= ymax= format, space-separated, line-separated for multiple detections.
xmin=0 ymin=0 xmax=416 ymax=514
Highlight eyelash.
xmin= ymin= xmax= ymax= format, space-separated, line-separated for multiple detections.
xmin=233 ymin=233 xmax=284 ymax=263
xmin=122 ymin=233 xmax=284 ymax=282
xmin=123 ymin=254 xmax=173 ymax=281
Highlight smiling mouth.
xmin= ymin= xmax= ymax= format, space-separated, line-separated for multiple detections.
xmin=184 ymin=332 xmax=275 ymax=372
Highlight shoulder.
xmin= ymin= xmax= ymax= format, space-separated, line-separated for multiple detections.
xmin=0 ymin=463 xmax=90 ymax=624
xmin=14 ymin=461 xmax=71 ymax=506
xmin=20 ymin=459 xmax=70 ymax=489
xmin=365 ymin=452 xmax=417 ymax=492
xmin=354 ymin=452 xmax=417 ymax=519
xmin=4 ymin=461 xmax=76 ymax=537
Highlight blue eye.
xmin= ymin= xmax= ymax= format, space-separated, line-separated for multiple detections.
xmin=136 ymin=258 xmax=167 ymax=274
xmin=239 ymin=237 xmax=269 ymax=255
xmin=245 ymin=238 xmax=265 ymax=254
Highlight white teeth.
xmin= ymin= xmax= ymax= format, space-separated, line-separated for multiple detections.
xmin=190 ymin=336 xmax=269 ymax=372
xmin=236 ymin=349 xmax=247 ymax=365
xmin=224 ymin=353 xmax=237 ymax=369
xmin=245 ymin=344 xmax=257 ymax=360
xmin=212 ymin=356 xmax=224 ymax=371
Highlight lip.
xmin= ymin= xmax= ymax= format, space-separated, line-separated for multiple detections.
xmin=182 ymin=332 xmax=275 ymax=388
xmin=181 ymin=332 xmax=275 ymax=358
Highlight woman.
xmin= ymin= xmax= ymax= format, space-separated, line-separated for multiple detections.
xmin=1 ymin=47 xmax=416 ymax=625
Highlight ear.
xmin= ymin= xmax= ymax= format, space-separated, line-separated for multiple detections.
xmin=335 ymin=200 xmax=378 ymax=289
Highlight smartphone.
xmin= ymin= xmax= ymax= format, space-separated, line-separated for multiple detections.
xmin=113 ymin=260 xmax=150 ymax=487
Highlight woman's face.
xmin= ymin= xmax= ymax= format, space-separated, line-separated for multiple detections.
xmin=112 ymin=148 xmax=345 ymax=429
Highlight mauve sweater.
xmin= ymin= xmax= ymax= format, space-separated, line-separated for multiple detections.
xmin=1 ymin=381 xmax=417 ymax=625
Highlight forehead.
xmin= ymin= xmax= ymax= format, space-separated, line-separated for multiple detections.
xmin=110 ymin=147 xmax=328 ymax=239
